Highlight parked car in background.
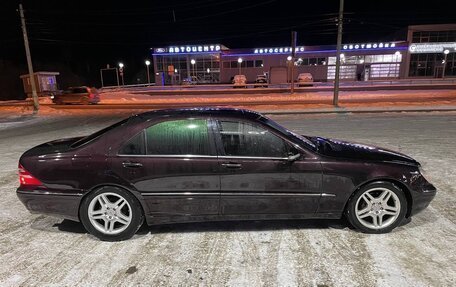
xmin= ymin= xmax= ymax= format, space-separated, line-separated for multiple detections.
xmin=297 ymin=73 xmax=314 ymax=87
xmin=233 ymin=75 xmax=247 ymax=88
xmin=17 ymin=107 xmax=436 ymax=241
xmin=254 ymin=74 xmax=268 ymax=88
xmin=52 ymin=86 xmax=100 ymax=105
xmin=182 ymin=76 xmax=198 ymax=85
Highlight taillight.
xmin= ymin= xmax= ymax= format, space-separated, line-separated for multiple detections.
xmin=18 ymin=164 xmax=43 ymax=187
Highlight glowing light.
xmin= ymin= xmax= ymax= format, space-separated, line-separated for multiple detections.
xmin=343 ymin=42 xmax=396 ymax=50
xmin=118 ymin=63 xmax=124 ymax=68
xmin=145 ymin=60 xmax=150 ymax=66
xmin=190 ymin=59 xmax=196 ymax=65
xmin=287 ymin=56 xmax=292 ymax=61
xmin=237 ymin=58 xmax=243 ymax=63
xmin=155 ymin=45 xmax=222 ymax=54
xmin=444 ymin=49 xmax=450 ymax=55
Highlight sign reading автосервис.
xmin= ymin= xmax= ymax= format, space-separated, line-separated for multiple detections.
xmin=409 ymin=42 xmax=456 ymax=53
xmin=153 ymin=45 xmax=222 ymax=54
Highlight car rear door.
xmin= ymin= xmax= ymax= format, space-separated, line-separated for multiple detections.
xmin=110 ymin=117 xmax=220 ymax=220
xmin=212 ymin=118 xmax=320 ymax=217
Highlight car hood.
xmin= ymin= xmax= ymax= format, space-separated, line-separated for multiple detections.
xmin=308 ymin=136 xmax=419 ymax=165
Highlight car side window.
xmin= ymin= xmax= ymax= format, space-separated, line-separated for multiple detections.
xmin=145 ymin=119 xmax=211 ymax=155
xmin=119 ymin=131 xmax=145 ymax=155
xmin=216 ymin=120 xmax=289 ymax=158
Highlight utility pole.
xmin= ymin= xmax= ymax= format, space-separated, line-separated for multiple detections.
xmin=333 ymin=0 xmax=344 ymax=106
xmin=290 ymin=31 xmax=297 ymax=94
xmin=19 ymin=4 xmax=39 ymax=112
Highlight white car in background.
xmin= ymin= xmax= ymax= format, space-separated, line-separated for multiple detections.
xmin=233 ymin=75 xmax=247 ymax=88
xmin=297 ymin=73 xmax=314 ymax=87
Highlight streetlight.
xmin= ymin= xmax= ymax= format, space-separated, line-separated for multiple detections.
xmin=237 ymin=57 xmax=243 ymax=75
xmin=145 ymin=60 xmax=151 ymax=84
xmin=286 ymin=56 xmax=293 ymax=83
xmin=190 ymin=59 xmax=196 ymax=78
xmin=118 ymin=63 xmax=125 ymax=86
xmin=443 ymin=49 xmax=450 ymax=79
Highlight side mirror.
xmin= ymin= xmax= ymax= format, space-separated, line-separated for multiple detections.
xmin=287 ymin=153 xmax=301 ymax=162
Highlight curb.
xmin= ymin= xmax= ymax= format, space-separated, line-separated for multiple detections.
xmin=262 ymin=107 xmax=456 ymax=115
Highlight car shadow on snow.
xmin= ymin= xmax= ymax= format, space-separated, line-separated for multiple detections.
xmin=31 ymin=215 xmax=419 ymax=240
xmin=141 ymin=219 xmax=351 ymax=236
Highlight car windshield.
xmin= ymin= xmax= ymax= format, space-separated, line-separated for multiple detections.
xmin=70 ymin=117 xmax=130 ymax=148
xmin=260 ymin=117 xmax=317 ymax=151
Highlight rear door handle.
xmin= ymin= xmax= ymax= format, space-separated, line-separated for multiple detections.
xmin=122 ymin=161 xmax=143 ymax=168
xmin=221 ymin=163 xmax=242 ymax=169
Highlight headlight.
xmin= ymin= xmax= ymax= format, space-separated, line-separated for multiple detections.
xmin=419 ymin=165 xmax=430 ymax=181
xmin=50 ymin=95 xmax=55 ymax=99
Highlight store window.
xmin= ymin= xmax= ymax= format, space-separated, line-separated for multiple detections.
xmin=412 ymin=30 xmax=456 ymax=43
xmin=327 ymin=65 xmax=357 ymax=80
xmin=328 ymin=54 xmax=401 ymax=65
xmin=370 ymin=64 xmax=400 ymax=78
xmin=297 ymin=57 xmax=327 ymax=66
xmin=409 ymin=52 xmax=456 ymax=77
xmin=255 ymin=60 xmax=263 ymax=67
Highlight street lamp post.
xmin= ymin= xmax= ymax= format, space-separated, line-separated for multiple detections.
xmin=145 ymin=60 xmax=151 ymax=84
xmin=190 ymin=59 xmax=196 ymax=78
xmin=287 ymin=56 xmax=292 ymax=83
xmin=443 ymin=49 xmax=450 ymax=79
xmin=237 ymin=58 xmax=243 ymax=75
xmin=118 ymin=63 xmax=125 ymax=86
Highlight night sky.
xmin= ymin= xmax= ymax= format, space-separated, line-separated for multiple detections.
xmin=0 ymin=0 xmax=454 ymax=98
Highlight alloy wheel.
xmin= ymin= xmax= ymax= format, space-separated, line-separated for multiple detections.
xmin=87 ymin=192 xmax=132 ymax=235
xmin=355 ymin=187 xmax=401 ymax=230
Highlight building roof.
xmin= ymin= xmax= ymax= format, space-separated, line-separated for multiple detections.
xmin=20 ymin=71 xmax=60 ymax=78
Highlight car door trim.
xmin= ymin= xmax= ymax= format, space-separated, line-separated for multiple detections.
xmin=116 ymin=154 xmax=218 ymax=158
xmin=218 ymin=155 xmax=288 ymax=160
xmin=141 ymin=192 xmax=335 ymax=197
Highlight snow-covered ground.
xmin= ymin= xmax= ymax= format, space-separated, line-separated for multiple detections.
xmin=0 ymin=112 xmax=455 ymax=286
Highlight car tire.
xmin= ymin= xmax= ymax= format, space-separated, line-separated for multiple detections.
xmin=345 ymin=182 xmax=407 ymax=234
xmin=80 ymin=186 xmax=144 ymax=241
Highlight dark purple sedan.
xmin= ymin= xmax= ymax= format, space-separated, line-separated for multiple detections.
xmin=17 ymin=108 xmax=436 ymax=241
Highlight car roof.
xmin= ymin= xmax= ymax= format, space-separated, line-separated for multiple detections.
xmin=137 ymin=107 xmax=264 ymax=121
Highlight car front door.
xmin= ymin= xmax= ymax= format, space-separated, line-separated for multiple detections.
xmin=213 ymin=118 xmax=321 ymax=218
xmin=110 ymin=117 xmax=220 ymax=221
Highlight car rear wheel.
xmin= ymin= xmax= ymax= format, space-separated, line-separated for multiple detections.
xmin=81 ymin=97 xmax=90 ymax=105
xmin=80 ymin=187 xmax=144 ymax=241
xmin=346 ymin=182 xmax=407 ymax=233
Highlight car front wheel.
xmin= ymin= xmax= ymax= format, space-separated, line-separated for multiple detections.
xmin=80 ymin=187 xmax=144 ymax=241
xmin=346 ymin=182 xmax=407 ymax=233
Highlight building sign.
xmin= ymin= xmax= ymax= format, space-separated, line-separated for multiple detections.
xmin=154 ymin=45 xmax=221 ymax=54
xmin=409 ymin=42 xmax=456 ymax=53
xmin=254 ymin=47 xmax=305 ymax=54
xmin=343 ymin=42 xmax=396 ymax=50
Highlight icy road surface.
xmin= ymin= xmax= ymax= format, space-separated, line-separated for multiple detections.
xmin=0 ymin=111 xmax=455 ymax=286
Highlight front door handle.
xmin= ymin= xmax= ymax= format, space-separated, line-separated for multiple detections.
xmin=122 ymin=161 xmax=143 ymax=168
xmin=221 ymin=163 xmax=242 ymax=169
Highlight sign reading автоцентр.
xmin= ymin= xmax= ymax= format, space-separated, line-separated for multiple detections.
xmin=153 ymin=45 xmax=222 ymax=54
xmin=409 ymin=42 xmax=456 ymax=53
